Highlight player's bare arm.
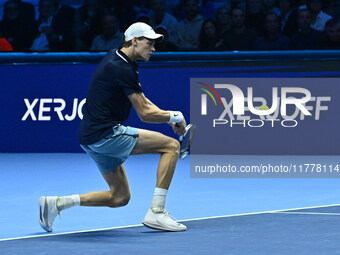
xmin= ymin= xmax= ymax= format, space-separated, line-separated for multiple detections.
xmin=128 ymin=92 xmax=170 ymax=123
xmin=128 ymin=92 xmax=186 ymax=135
xmin=143 ymin=96 xmax=187 ymax=134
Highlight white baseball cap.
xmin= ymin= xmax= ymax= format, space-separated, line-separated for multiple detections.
xmin=124 ymin=22 xmax=164 ymax=41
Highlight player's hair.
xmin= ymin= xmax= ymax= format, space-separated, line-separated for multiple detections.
xmin=122 ymin=35 xmax=147 ymax=48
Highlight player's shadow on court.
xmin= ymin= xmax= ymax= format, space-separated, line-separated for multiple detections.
xmin=35 ymin=228 xmax=172 ymax=244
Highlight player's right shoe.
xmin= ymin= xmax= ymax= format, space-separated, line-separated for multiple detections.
xmin=142 ymin=208 xmax=187 ymax=232
xmin=38 ymin=196 xmax=60 ymax=232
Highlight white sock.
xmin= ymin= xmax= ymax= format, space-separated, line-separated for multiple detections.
xmin=57 ymin=195 xmax=80 ymax=211
xmin=151 ymin=187 xmax=167 ymax=213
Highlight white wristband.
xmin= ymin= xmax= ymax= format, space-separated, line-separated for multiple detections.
xmin=168 ymin=111 xmax=184 ymax=123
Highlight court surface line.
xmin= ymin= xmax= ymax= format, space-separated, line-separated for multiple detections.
xmin=1 ymin=203 xmax=340 ymax=242
xmin=271 ymin=212 xmax=340 ymax=216
xmin=178 ymin=203 xmax=340 ymax=222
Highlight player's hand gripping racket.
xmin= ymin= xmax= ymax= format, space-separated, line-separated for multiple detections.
xmin=177 ymin=124 xmax=196 ymax=159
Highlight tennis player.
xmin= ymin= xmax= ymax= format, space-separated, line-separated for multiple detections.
xmin=39 ymin=22 xmax=187 ymax=232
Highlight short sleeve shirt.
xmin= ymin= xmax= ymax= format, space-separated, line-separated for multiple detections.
xmin=78 ymin=49 xmax=143 ymax=145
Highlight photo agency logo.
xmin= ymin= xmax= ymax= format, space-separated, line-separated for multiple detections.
xmin=196 ymin=81 xmax=331 ymax=128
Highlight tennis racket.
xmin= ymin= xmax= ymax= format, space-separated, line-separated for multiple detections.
xmin=177 ymin=124 xmax=196 ymax=159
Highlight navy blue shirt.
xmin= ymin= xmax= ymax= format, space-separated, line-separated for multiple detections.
xmin=78 ymin=49 xmax=143 ymax=145
xmin=291 ymin=29 xmax=323 ymax=50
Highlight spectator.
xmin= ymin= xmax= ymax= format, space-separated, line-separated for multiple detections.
xmin=0 ymin=0 xmax=37 ymax=51
xmin=15 ymin=0 xmax=36 ymax=24
xmin=307 ymin=0 xmax=332 ymax=31
xmin=171 ymin=0 xmax=184 ymax=21
xmin=90 ymin=13 xmax=123 ymax=51
xmin=154 ymin=25 xmax=178 ymax=51
xmin=263 ymin=0 xmax=281 ymax=16
xmin=291 ymin=8 xmax=323 ymax=49
xmin=297 ymin=0 xmax=307 ymax=6
xmin=172 ymin=0 xmax=204 ymax=50
xmin=53 ymin=0 xmax=75 ymax=24
xmin=246 ymin=0 xmax=265 ymax=35
xmin=319 ymin=19 xmax=340 ymax=49
xmin=73 ymin=0 xmax=105 ymax=51
xmin=230 ymin=0 xmax=246 ymax=10
xmin=149 ymin=0 xmax=177 ymax=40
xmin=101 ymin=0 xmax=135 ymax=31
xmin=199 ymin=0 xmax=215 ymax=19
xmin=325 ymin=1 xmax=340 ymax=21
xmin=133 ymin=0 xmax=152 ymax=17
xmin=0 ymin=37 xmax=13 ymax=51
xmin=30 ymin=0 xmax=74 ymax=51
xmin=135 ymin=13 xmax=151 ymax=24
xmin=254 ymin=12 xmax=291 ymax=50
xmin=172 ymin=0 xmax=214 ymax=21
xmin=198 ymin=18 xmax=219 ymax=50
xmin=278 ymin=0 xmax=298 ymax=38
xmin=214 ymin=4 xmax=232 ymax=38
xmin=167 ymin=0 xmax=181 ymax=15
xmin=221 ymin=6 xmax=258 ymax=51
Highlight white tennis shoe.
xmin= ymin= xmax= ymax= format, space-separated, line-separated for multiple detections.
xmin=142 ymin=208 xmax=187 ymax=231
xmin=38 ymin=196 xmax=60 ymax=232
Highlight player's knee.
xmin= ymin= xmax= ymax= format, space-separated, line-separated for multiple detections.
xmin=168 ymin=138 xmax=180 ymax=156
xmin=108 ymin=194 xmax=130 ymax=208
xmin=118 ymin=195 xmax=130 ymax=206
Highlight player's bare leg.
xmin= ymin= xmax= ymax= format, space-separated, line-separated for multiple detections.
xmin=131 ymin=129 xmax=186 ymax=231
xmin=79 ymin=164 xmax=131 ymax=207
xmin=39 ymin=164 xmax=130 ymax=232
xmin=131 ymin=129 xmax=180 ymax=189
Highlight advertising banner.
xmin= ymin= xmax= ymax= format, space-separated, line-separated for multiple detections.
xmin=1 ymin=59 xmax=340 ymax=153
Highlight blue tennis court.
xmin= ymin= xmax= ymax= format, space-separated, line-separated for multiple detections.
xmin=1 ymin=153 xmax=340 ymax=254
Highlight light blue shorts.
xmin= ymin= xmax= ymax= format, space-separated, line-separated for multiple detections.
xmin=80 ymin=125 xmax=139 ymax=174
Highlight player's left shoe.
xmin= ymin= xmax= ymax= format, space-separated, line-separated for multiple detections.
xmin=142 ymin=208 xmax=187 ymax=231
xmin=38 ymin=196 xmax=60 ymax=232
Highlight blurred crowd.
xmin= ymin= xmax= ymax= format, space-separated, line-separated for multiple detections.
xmin=0 ymin=0 xmax=339 ymax=52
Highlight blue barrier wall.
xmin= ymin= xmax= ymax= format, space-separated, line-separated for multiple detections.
xmin=1 ymin=51 xmax=340 ymax=154
xmin=0 ymin=63 xmax=190 ymax=152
